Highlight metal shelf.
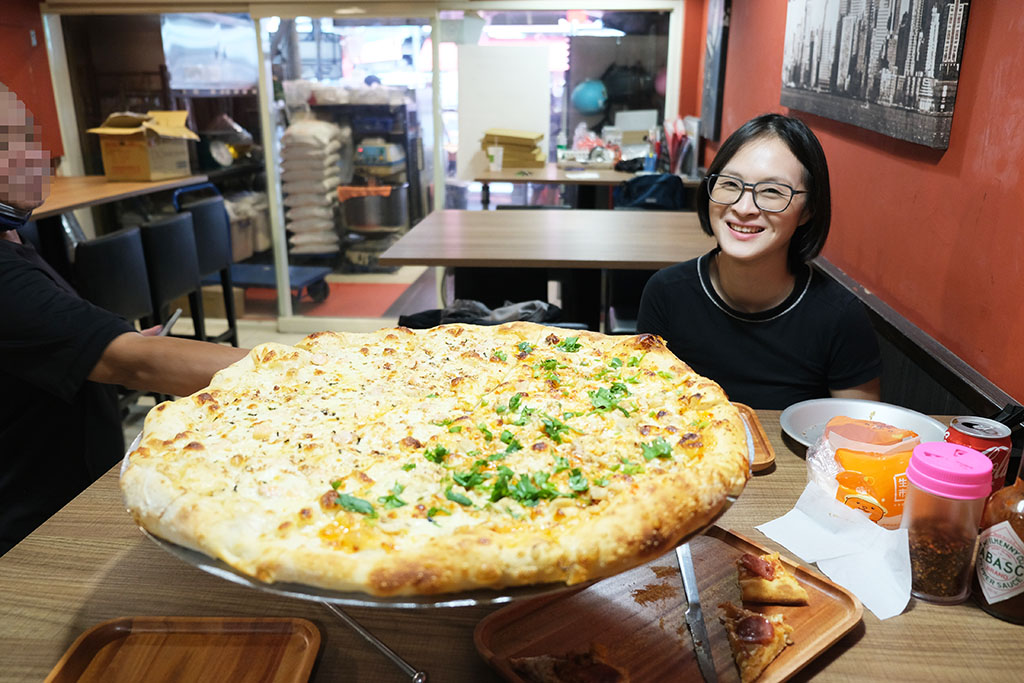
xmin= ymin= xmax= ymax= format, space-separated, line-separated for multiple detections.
xmin=172 ymin=87 xmax=257 ymax=98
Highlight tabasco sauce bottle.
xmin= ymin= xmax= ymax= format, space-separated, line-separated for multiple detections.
xmin=974 ymin=456 xmax=1024 ymax=623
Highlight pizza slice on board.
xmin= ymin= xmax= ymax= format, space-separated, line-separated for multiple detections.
xmin=719 ymin=602 xmax=793 ymax=683
xmin=737 ymin=552 xmax=810 ymax=605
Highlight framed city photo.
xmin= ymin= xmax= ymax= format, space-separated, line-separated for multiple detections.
xmin=780 ymin=0 xmax=971 ymax=150
xmin=701 ymin=0 xmax=730 ymax=142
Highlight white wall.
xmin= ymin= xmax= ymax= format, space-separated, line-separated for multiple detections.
xmin=455 ymin=44 xmax=550 ymax=179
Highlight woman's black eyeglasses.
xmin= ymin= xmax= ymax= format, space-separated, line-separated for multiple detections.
xmin=706 ymin=174 xmax=807 ymax=213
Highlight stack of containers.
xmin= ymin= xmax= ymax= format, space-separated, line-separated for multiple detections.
xmin=280 ymin=120 xmax=346 ymax=255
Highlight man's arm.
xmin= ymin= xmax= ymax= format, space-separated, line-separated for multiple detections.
xmin=89 ymin=332 xmax=249 ymax=397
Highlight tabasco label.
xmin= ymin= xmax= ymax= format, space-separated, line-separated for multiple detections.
xmin=976 ymin=521 xmax=1024 ymax=604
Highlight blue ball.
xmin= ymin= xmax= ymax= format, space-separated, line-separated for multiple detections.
xmin=571 ymin=80 xmax=608 ymax=115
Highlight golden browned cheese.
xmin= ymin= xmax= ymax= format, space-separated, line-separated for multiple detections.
xmin=121 ymin=322 xmax=749 ymax=596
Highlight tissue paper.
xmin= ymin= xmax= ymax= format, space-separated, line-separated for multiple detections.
xmin=757 ymin=481 xmax=912 ymax=620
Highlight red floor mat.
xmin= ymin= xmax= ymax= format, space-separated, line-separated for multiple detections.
xmin=243 ymin=282 xmax=409 ymax=319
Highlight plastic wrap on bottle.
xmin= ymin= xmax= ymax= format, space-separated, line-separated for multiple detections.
xmin=806 ymin=416 xmax=921 ymax=529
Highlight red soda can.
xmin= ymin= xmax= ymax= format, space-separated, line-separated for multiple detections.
xmin=944 ymin=416 xmax=1013 ymax=493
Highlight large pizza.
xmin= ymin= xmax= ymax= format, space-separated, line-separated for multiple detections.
xmin=121 ymin=322 xmax=749 ymax=596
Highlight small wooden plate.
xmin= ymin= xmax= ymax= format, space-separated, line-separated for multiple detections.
xmin=475 ymin=527 xmax=862 ymax=683
xmin=734 ymin=403 xmax=776 ymax=472
xmin=44 ymin=617 xmax=321 ymax=683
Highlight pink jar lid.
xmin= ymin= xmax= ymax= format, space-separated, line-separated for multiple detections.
xmin=906 ymin=442 xmax=992 ymax=500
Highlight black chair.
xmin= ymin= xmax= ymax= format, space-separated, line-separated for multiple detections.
xmin=73 ymin=227 xmax=160 ymax=410
xmin=16 ymin=221 xmax=42 ymax=252
xmin=606 ymin=268 xmax=657 ymax=335
xmin=451 ymin=204 xmax=588 ymax=325
xmin=178 ymin=195 xmax=239 ymax=346
xmin=139 ymin=213 xmax=206 ymax=342
xmin=73 ymin=227 xmax=153 ymax=325
xmin=606 ymin=175 xmax=691 ymax=334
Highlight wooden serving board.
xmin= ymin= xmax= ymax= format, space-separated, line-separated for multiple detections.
xmin=735 ymin=403 xmax=776 ymax=472
xmin=45 ymin=617 xmax=320 ymax=683
xmin=475 ymin=527 xmax=861 ymax=683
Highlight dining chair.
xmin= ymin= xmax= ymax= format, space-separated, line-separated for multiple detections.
xmin=139 ymin=213 xmax=207 ymax=342
xmin=606 ymin=175 xmax=690 ymax=333
xmin=73 ymin=227 xmax=154 ymax=326
xmin=177 ymin=194 xmax=240 ymax=346
xmin=73 ymin=227 xmax=163 ymax=410
xmin=15 ymin=221 xmax=42 ymax=252
xmin=450 ymin=204 xmax=575 ymax=322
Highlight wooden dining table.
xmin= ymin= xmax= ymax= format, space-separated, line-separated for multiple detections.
xmin=470 ymin=153 xmax=636 ymax=209
xmin=379 ymin=208 xmax=715 ymax=329
xmin=470 ymin=153 xmax=701 ymax=209
xmin=28 ymin=174 xmax=209 ymax=281
xmin=378 ymin=208 xmax=715 ymax=271
xmin=1 ymin=410 xmax=1020 ymax=682
xmin=32 ymin=174 xmax=210 ymax=221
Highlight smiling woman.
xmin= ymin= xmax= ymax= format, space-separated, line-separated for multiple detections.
xmin=636 ymin=113 xmax=881 ymax=410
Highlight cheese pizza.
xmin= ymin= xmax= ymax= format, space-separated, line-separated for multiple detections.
xmin=121 ymin=322 xmax=749 ymax=596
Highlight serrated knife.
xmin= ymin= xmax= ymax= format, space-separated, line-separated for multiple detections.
xmin=677 ymin=542 xmax=718 ymax=683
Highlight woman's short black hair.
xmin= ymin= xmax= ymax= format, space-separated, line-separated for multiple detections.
xmin=695 ymin=113 xmax=831 ymax=272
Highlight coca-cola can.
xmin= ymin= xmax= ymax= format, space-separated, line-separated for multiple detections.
xmin=944 ymin=416 xmax=1013 ymax=493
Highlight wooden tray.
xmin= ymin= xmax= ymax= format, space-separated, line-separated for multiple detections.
xmin=45 ymin=617 xmax=321 ymax=683
xmin=735 ymin=403 xmax=776 ymax=472
xmin=475 ymin=527 xmax=861 ymax=683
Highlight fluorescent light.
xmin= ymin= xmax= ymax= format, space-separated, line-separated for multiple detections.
xmin=334 ymin=8 xmax=366 ymax=15
xmin=481 ymin=24 xmax=624 ymax=39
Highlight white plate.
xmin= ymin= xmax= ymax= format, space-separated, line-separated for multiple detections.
xmin=779 ymin=398 xmax=948 ymax=448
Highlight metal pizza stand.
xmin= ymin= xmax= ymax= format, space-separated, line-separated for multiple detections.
xmin=121 ymin=419 xmax=756 ymax=681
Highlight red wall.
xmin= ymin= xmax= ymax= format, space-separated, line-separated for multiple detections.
xmin=700 ymin=0 xmax=1024 ymax=402
xmin=0 ymin=0 xmax=62 ymax=158
xmin=677 ymin=0 xmax=707 ymax=118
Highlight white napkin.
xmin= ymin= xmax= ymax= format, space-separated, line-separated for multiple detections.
xmin=756 ymin=481 xmax=912 ymax=620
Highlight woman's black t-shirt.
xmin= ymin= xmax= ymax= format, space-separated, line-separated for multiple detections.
xmin=636 ymin=250 xmax=881 ymax=410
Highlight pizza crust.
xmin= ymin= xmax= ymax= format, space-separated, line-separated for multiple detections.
xmin=122 ymin=323 xmax=749 ymax=596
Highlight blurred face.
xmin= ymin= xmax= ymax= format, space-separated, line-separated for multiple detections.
xmin=708 ymin=136 xmax=810 ymax=267
xmin=0 ymin=87 xmax=51 ymax=212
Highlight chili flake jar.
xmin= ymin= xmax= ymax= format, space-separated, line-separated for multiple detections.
xmin=900 ymin=442 xmax=992 ymax=604
xmin=974 ymin=455 xmax=1024 ymax=623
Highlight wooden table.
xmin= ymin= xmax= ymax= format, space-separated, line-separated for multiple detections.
xmin=1 ymin=411 xmax=1020 ymax=682
xmin=470 ymin=153 xmax=700 ymax=209
xmin=379 ymin=209 xmax=715 ymax=270
xmin=380 ymin=209 xmax=715 ymax=329
xmin=29 ymin=174 xmax=209 ymax=280
xmin=472 ymin=153 xmax=634 ymax=209
xmin=473 ymin=161 xmax=636 ymax=187
xmin=33 ymin=174 xmax=209 ymax=220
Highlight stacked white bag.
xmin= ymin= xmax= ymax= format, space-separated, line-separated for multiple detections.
xmin=281 ymin=120 xmax=345 ymax=254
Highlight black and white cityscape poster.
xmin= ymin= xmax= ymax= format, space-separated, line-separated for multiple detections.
xmin=781 ymin=0 xmax=970 ymax=149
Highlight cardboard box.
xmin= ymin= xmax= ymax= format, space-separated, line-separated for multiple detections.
xmin=173 ymin=285 xmax=245 ymax=320
xmin=88 ymin=111 xmax=199 ymax=181
xmin=229 ymin=215 xmax=255 ymax=262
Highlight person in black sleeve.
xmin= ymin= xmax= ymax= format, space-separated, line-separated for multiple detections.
xmin=0 ymin=84 xmax=248 ymax=554
xmin=637 ymin=113 xmax=881 ymax=409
